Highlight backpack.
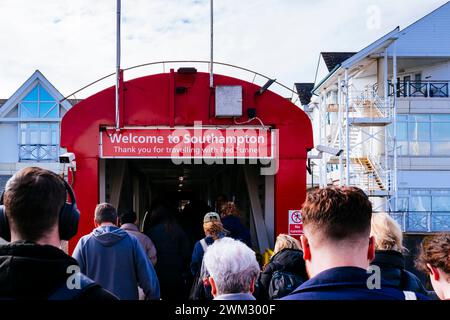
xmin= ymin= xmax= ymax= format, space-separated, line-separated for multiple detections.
xmin=268 ymin=270 xmax=304 ymax=299
xmin=189 ymin=239 xmax=213 ymax=300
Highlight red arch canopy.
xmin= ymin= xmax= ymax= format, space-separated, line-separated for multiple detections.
xmin=61 ymin=70 xmax=313 ymax=251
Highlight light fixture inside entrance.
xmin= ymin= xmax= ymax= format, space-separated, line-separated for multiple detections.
xmin=179 ymin=183 xmax=183 ymax=187
xmin=179 ymin=176 xmax=184 ymax=181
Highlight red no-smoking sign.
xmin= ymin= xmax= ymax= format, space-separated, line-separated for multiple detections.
xmin=288 ymin=210 xmax=303 ymax=235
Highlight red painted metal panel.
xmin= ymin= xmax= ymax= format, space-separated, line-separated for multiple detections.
xmin=61 ymin=71 xmax=313 ymax=253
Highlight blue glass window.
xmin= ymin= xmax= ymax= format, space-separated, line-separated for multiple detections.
xmin=19 ymin=84 xmax=59 ymax=118
xmin=397 ymin=188 xmax=450 ymax=232
xmin=397 ymin=114 xmax=450 ymax=156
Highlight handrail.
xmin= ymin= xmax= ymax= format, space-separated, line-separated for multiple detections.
xmin=60 ymin=60 xmax=299 ymax=102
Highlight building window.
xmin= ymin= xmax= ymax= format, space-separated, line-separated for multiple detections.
xmin=393 ymin=114 xmax=450 ymax=156
xmin=19 ymin=84 xmax=59 ymax=118
xmin=396 ymin=188 xmax=450 ymax=232
xmin=18 ymin=84 xmax=60 ymax=162
xmin=19 ymin=123 xmax=59 ymax=161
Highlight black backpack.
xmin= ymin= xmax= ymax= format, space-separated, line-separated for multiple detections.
xmin=189 ymin=239 xmax=213 ymax=300
xmin=268 ymin=270 xmax=304 ymax=299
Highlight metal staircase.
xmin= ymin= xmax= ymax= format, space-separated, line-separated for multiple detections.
xmin=316 ymin=83 xmax=396 ymax=209
xmin=352 ymin=157 xmax=387 ymax=193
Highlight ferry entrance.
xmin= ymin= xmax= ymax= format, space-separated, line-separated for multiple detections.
xmin=60 ymin=67 xmax=313 ymax=253
xmin=100 ymin=159 xmax=274 ymax=250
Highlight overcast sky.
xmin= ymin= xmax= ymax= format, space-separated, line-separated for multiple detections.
xmin=0 ymin=0 xmax=448 ymax=98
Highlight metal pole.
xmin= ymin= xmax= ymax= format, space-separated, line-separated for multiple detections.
xmin=345 ymin=68 xmax=351 ymax=185
xmin=383 ymin=48 xmax=389 ymax=211
xmin=209 ymin=0 xmax=214 ymax=88
xmin=318 ymin=94 xmax=323 ymax=187
xmin=392 ymin=42 xmax=398 ymax=211
xmin=338 ymin=75 xmax=343 ymax=186
xmin=115 ymin=0 xmax=121 ymax=130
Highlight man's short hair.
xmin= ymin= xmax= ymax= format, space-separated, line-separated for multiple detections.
xmin=4 ymin=167 xmax=66 ymax=242
xmin=94 ymin=203 xmax=118 ymax=224
xmin=203 ymin=237 xmax=260 ymax=295
xmin=119 ymin=211 xmax=137 ymax=225
xmin=301 ymin=186 xmax=372 ymax=242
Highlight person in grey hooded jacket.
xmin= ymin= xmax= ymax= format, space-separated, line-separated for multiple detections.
xmin=72 ymin=203 xmax=160 ymax=300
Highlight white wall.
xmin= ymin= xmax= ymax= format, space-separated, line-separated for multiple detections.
xmin=0 ymin=124 xmax=18 ymax=162
xmin=389 ymin=2 xmax=450 ymax=57
xmin=398 ymin=170 xmax=450 ymax=189
xmin=421 ymin=60 xmax=450 ymax=80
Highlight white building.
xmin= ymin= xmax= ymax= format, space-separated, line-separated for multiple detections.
xmin=0 ymin=70 xmax=72 ymax=192
xmin=301 ymin=2 xmax=450 ymax=234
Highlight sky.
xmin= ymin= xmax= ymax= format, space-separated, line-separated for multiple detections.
xmin=0 ymin=0 xmax=448 ymax=98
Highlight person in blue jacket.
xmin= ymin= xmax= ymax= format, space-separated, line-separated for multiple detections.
xmin=219 ymin=202 xmax=252 ymax=248
xmin=190 ymin=212 xmax=228 ymax=276
xmin=282 ymin=186 xmax=429 ymax=300
xmin=73 ymin=203 xmax=160 ymax=300
xmin=189 ymin=212 xmax=228 ymax=300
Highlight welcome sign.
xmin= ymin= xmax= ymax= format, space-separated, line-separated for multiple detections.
xmin=100 ymin=127 xmax=274 ymax=159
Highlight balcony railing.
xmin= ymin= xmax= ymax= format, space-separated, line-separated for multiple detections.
xmin=19 ymin=144 xmax=59 ymax=162
xmin=388 ymin=80 xmax=449 ymax=98
xmin=389 ymin=211 xmax=450 ymax=232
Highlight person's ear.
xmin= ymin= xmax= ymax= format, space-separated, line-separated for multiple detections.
xmin=301 ymin=235 xmax=311 ymax=261
xmin=94 ymin=218 xmax=99 ymax=228
xmin=368 ymin=236 xmax=376 ymax=262
xmin=427 ymin=263 xmax=440 ymax=281
xmin=249 ymin=277 xmax=255 ymax=294
xmin=208 ymin=276 xmax=217 ymax=297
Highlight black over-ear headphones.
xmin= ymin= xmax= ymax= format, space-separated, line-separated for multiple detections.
xmin=0 ymin=178 xmax=80 ymax=242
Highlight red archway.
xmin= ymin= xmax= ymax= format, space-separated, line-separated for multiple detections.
xmin=61 ymin=69 xmax=313 ymax=251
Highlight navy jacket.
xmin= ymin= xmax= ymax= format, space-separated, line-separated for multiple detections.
xmin=371 ymin=250 xmax=430 ymax=296
xmin=282 ymin=266 xmax=429 ymax=300
xmin=190 ymin=236 xmax=214 ymax=276
xmin=190 ymin=232 xmax=228 ymax=276
xmin=145 ymin=223 xmax=191 ymax=300
xmin=221 ymin=216 xmax=252 ymax=247
xmin=73 ymin=226 xmax=160 ymax=300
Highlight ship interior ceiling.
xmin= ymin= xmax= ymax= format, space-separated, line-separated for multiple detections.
xmin=101 ymin=159 xmax=271 ymax=251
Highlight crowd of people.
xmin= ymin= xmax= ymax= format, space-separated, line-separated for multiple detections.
xmin=0 ymin=166 xmax=449 ymax=300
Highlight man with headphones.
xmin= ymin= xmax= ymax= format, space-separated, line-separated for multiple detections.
xmin=0 ymin=166 xmax=117 ymax=300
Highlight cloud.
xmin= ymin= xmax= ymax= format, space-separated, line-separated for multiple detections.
xmin=0 ymin=0 xmax=447 ymax=98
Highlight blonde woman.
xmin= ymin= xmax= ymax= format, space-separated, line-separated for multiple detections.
xmin=220 ymin=202 xmax=252 ymax=247
xmin=370 ymin=212 xmax=429 ymax=296
xmin=257 ymin=234 xmax=307 ymax=300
